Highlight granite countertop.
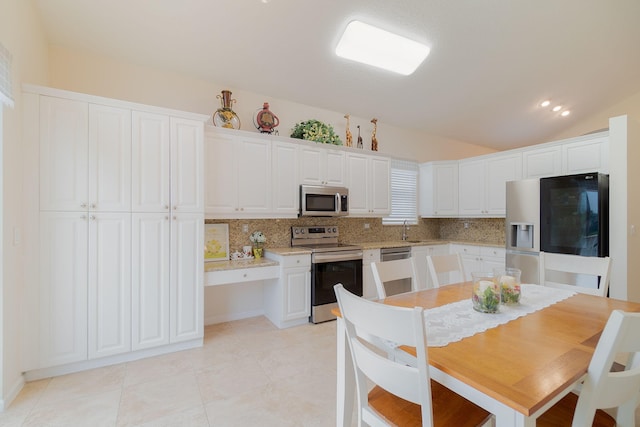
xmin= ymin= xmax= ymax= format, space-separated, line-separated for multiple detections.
xmin=352 ymin=240 xmax=504 ymax=250
xmin=204 ymin=258 xmax=279 ymax=272
xmin=265 ymin=247 xmax=313 ymax=256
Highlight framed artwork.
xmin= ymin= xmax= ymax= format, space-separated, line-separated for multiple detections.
xmin=204 ymin=223 xmax=229 ymax=262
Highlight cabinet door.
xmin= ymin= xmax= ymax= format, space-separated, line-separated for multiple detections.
xmin=412 ymin=246 xmax=430 ymax=290
xmin=132 ymin=213 xmax=170 ymax=350
xmin=236 ymin=137 xmax=271 ymax=213
xmin=170 ymin=213 xmax=204 ymax=343
xmin=39 ymin=212 xmax=88 ymax=368
xmin=89 ymin=104 xmax=131 ymax=212
xmin=39 ymin=96 xmax=89 ymax=212
xmin=346 ymin=153 xmax=369 ymax=215
xmin=523 ymin=145 xmax=562 ymax=178
xmin=299 ymin=146 xmax=324 ymax=185
xmin=204 ymin=132 xmax=237 ymax=215
xmin=563 ymin=137 xmax=609 ymax=174
xmin=458 ymin=159 xmax=485 ymax=215
xmin=370 ymin=157 xmax=391 ymax=215
xmin=362 ymin=249 xmax=381 ymax=299
xmin=283 ymin=269 xmax=311 ymax=321
xmin=272 ymin=140 xmax=299 ymax=215
xmin=171 ymin=117 xmax=204 ymax=212
xmin=485 ymin=153 xmax=522 ymax=216
xmin=325 ymin=149 xmax=346 ymax=186
xmin=88 ymin=213 xmax=132 ymax=359
xmin=434 ymin=163 xmax=458 ymax=216
xmin=132 ymin=112 xmax=171 ymax=212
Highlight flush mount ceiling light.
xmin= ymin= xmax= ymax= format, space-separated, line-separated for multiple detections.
xmin=335 ymin=20 xmax=430 ymax=75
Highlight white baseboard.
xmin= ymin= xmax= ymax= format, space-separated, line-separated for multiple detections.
xmin=0 ymin=374 xmax=25 ymax=412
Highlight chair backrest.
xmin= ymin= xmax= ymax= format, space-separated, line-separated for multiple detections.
xmin=539 ymin=252 xmax=611 ymax=297
xmin=370 ymin=257 xmax=419 ymax=299
xmin=426 ymin=253 xmax=466 ymax=288
xmin=334 ymin=283 xmax=433 ymax=426
xmin=571 ymin=310 xmax=640 ymax=426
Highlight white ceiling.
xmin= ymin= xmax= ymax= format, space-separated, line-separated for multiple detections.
xmin=32 ymin=0 xmax=640 ymax=150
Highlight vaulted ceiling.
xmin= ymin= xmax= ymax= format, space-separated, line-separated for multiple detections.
xmin=32 ymin=0 xmax=640 ymax=149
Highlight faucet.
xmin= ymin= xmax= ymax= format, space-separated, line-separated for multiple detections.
xmin=402 ymin=220 xmax=409 ymax=241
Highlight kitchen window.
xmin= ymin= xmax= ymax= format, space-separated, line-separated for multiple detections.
xmin=0 ymin=42 xmax=14 ymax=107
xmin=383 ymin=159 xmax=418 ymax=225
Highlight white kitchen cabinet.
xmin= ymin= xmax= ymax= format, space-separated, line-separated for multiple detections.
xmin=88 ymin=212 xmax=132 ymax=359
xmin=264 ymin=253 xmax=312 ymax=328
xmin=412 ymin=244 xmax=449 ymax=289
xmin=450 ymin=244 xmax=505 ymax=280
xmin=170 ymin=213 xmax=204 ymax=342
xmin=563 ymin=136 xmax=609 ymax=174
xmin=271 ymin=140 xmax=299 ymax=216
xmin=171 ymin=117 xmax=204 ymax=212
xmin=38 ymin=212 xmax=89 ymax=368
xmin=204 ymin=130 xmax=272 ymax=217
xmin=131 ymin=213 xmax=170 ymax=351
xmin=40 ymin=97 xmax=132 ymax=212
xmin=419 ymin=161 xmax=458 ymax=217
xmin=132 ymin=112 xmax=171 ymax=212
xmin=299 ymin=144 xmax=346 ymax=186
xmin=523 ymin=145 xmax=562 ymax=178
xmin=362 ymin=249 xmax=381 ymax=299
xmin=346 ymin=152 xmax=391 ymax=216
xmin=458 ymin=153 xmax=521 ymax=217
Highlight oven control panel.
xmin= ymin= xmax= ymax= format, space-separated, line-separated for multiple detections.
xmin=292 ymin=226 xmax=339 ymax=237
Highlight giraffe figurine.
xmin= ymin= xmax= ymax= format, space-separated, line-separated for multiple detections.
xmin=357 ymin=125 xmax=363 ymax=148
xmin=371 ymin=118 xmax=378 ymax=151
xmin=344 ymin=114 xmax=353 ymax=147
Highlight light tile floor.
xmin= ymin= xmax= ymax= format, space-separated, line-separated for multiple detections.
xmin=1 ymin=316 xmax=342 ymax=427
xmin=3 ymin=316 xmax=640 ymax=426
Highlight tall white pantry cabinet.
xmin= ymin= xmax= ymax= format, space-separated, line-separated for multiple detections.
xmin=22 ymin=86 xmax=206 ymax=375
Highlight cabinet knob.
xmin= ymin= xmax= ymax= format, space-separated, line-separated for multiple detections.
xmin=165 ymin=205 xmax=170 ymax=210
xmin=81 ymin=203 xmax=87 ymax=208
xmin=81 ymin=215 xmax=87 ymax=220
xmin=243 ymin=273 xmax=248 ymax=278
xmin=90 ymin=215 xmax=96 ymax=220
xmin=173 ymin=216 xmax=177 ymax=220
xmin=173 ymin=206 xmax=178 ymax=210
xmin=91 ymin=204 xmax=96 ymax=209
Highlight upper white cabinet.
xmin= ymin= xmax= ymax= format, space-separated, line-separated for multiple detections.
xmin=523 ymin=134 xmax=609 ymax=178
xmin=563 ymin=136 xmax=609 ymax=174
xmin=271 ymin=140 xmax=299 ymax=216
xmin=299 ymin=145 xmax=346 ymax=186
xmin=458 ymin=153 xmax=521 ymax=217
xmin=419 ymin=161 xmax=458 ymax=217
xmin=170 ymin=118 xmax=204 ymax=212
xmin=346 ymin=152 xmax=391 ymax=216
xmin=205 ymin=130 xmax=272 ymax=217
xmin=40 ymin=98 xmax=132 ymax=212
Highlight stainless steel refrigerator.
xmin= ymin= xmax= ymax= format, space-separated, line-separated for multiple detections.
xmin=505 ymin=178 xmax=541 ymax=284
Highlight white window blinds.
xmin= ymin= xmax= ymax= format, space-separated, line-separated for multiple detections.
xmin=383 ymin=159 xmax=419 ymax=225
xmin=0 ymin=42 xmax=14 ymax=107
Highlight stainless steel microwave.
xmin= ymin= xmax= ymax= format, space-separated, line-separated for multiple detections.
xmin=299 ymin=185 xmax=349 ymax=217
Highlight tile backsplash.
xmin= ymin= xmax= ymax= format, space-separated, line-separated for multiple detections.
xmin=205 ymin=217 xmax=505 ymax=253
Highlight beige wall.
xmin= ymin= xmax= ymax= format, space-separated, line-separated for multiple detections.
xmin=48 ymin=46 xmax=494 ymax=163
xmin=0 ymin=0 xmax=49 ymax=408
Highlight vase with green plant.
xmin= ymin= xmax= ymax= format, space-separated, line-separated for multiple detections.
xmin=290 ymin=119 xmax=343 ymax=145
xmin=250 ymin=230 xmax=266 ymax=258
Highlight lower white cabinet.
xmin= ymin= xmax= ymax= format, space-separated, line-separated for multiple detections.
xmin=38 ymin=211 xmax=132 ymax=368
xmin=450 ymin=244 xmax=505 ymax=280
xmin=362 ymin=249 xmax=381 ymax=299
xmin=264 ymin=253 xmax=311 ymax=328
xmin=412 ymin=244 xmax=449 ymax=289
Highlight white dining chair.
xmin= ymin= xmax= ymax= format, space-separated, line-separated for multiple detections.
xmin=370 ymin=257 xmax=419 ymax=299
xmin=333 ymin=284 xmax=492 ymax=427
xmin=425 ymin=253 xmax=466 ymax=288
xmin=537 ymin=309 xmax=640 ymax=426
xmin=539 ymin=252 xmax=611 ymax=297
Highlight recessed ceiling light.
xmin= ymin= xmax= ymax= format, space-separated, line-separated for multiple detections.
xmin=561 ymin=110 xmax=570 ymax=117
xmin=552 ymin=105 xmax=562 ymax=112
xmin=335 ymin=20 xmax=430 ymax=76
xmin=540 ymin=100 xmax=550 ymax=107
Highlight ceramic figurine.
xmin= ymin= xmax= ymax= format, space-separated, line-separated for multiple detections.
xmin=370 ymin=118 xmax=378 ymax=151
xmin=357 ymin=125 xmax=363 ymax=148
xmin=255 ymin=102 xmax=280 ymax=134
xmin=344 ymin=114 xmax=353 ymax=147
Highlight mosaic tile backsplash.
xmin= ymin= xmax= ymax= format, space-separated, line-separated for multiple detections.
xmin=205 ymin=217 xmax=505 ymax=253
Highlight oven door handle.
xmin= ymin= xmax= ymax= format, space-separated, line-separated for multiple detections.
xmin=313 ymin=251 xmax=363 ymax=264
xmin=335 ymin=193 xmax=341 ymax=215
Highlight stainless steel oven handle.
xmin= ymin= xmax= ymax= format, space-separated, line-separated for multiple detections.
xmin=335 ymin=193 xmax=340 ymax=215
xmin=312 ymin=251 xmax=363 ymax=264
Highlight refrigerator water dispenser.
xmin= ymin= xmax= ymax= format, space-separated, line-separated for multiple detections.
xmin=510 ymin=222 xmax=534 ymax=249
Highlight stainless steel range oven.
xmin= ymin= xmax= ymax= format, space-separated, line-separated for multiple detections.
xmin=291 ymin=226 xmax=362 ymax=323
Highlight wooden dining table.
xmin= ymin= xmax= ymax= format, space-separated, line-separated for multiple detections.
xmin=335 ymin=282 xmax=640 ymax=427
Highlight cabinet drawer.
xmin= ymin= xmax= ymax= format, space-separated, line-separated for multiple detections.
xmin=481 ymin=246 xmax=505 ymax=259
xmin=205 ymin=265 xmax=279 ymax=286
xmin=281 ymin=254 xmax=311 ymax=269
xmin=451 ymin=244 xmax=481 ymax=256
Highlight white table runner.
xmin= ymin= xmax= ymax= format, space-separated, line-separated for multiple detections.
xmin=424 ymin=284 xmax=576 ymax=347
